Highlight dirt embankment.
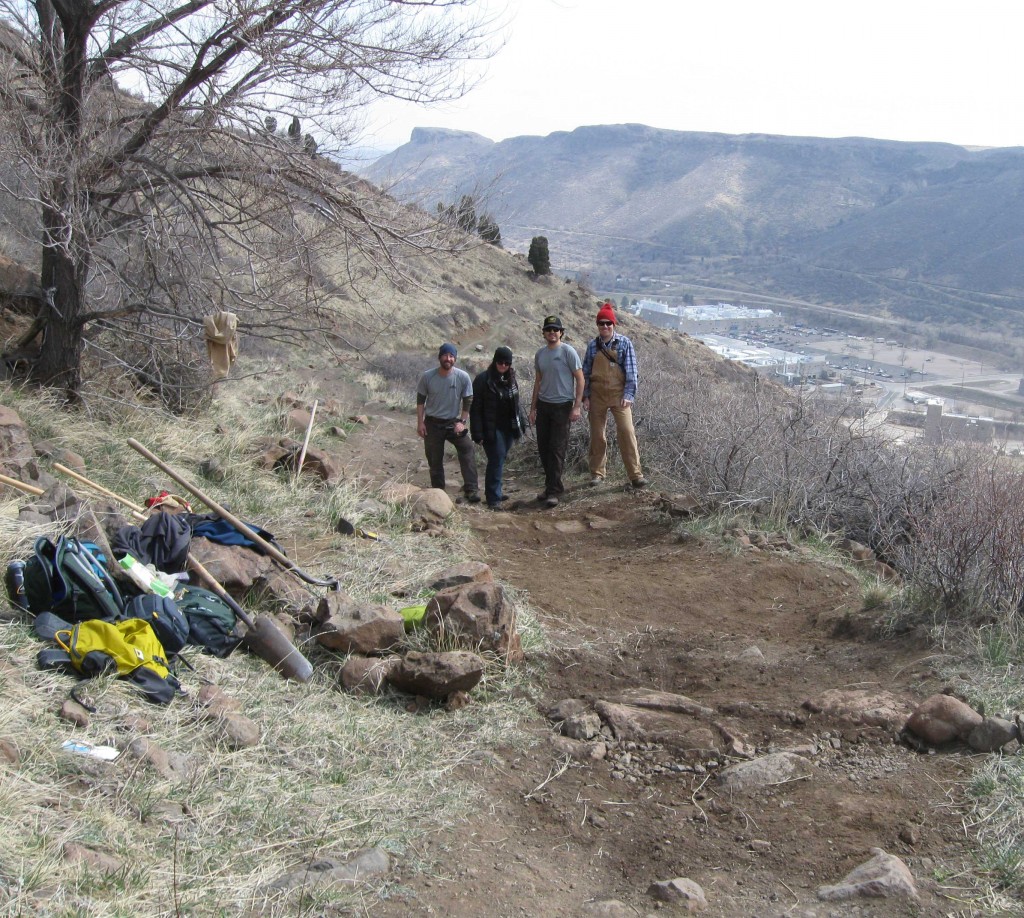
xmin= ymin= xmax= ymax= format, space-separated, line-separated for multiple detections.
xmin=341 ymin=408 xmax=984 ymax=918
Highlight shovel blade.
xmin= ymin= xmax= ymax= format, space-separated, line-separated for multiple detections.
xmin=242 ymin=616 xmax=313 ymax=683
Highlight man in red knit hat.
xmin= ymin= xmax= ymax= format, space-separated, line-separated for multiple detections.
xmin=581 ymin=301 xmax=647 ymax=488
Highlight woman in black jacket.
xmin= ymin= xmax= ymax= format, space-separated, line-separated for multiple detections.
xmin=470 ymin=346 xmax=523 ymax=509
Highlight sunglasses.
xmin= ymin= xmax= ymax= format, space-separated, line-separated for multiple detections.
xmin=597 ymin=321 xmax=614 ymax=327
xmin=543 ymin=327 xmax=560 ymax=333
xmin=496 ymin=359 xmax=511 ymax=366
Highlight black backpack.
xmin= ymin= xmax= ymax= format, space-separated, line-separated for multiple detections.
xmin=22 ymin=537 xmax=124 ymax=623
xmin=124 ymin=594 xmax=190 ymax=656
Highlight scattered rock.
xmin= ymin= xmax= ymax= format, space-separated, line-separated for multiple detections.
xmin=646 ymin=877 xmax=707 ymax=910
xmin=561 ymin=712 xmax=602 ymax=741
xmin=817 ymin=848 xmax=918 ymax=901
xmin=966 ymin=716 xmax=1020 ymax=752
xmin=659 ymin=492 xmax=702 ymax=518
xmin=188 ymin=539 xmax=276 ymax=598
xmin=405 ymin=488 xmax=455 ymax=526
xmin=63 ymin=843 xmax=124 ymax=874
xmin=816 ymin=688 xmax=912 ymax=730
xmin=59 ymin=699 xmax=91 ymax=727
xmin=737 ymin=645 xmax=765 ymax=664
xmin=426 ymin=580 xmax=522 ymax=659
xmin=219 ymin=712 xmax=261 ymax=749
xmin=341 ymin=654 xmax=399 ymax=694
xmin=547 ymin=698 xmax=590 ymax=723
xmin=264 ymin=846 xmax=391 ymax=893
xmin=580 ymin=899 xmax=634 ymax=916
xmin=0 ymin=405 xmax=34 ymax=464
xmin=717 ymin=752 xmax=813 ymax=791
xmin=550 ymin=735 xmax=607 ymax=761
xmin=380 ymin=483 xmax=421 ymax=504
xmin=898 ymin=826 xmax=918 ymax=846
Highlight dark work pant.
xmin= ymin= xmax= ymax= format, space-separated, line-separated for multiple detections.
xmin=536 ymin=400 xmax=573 ymax=497
xmin=424 ymin=417 xmax=479 ymax=494
xmin=482 ymin=428 xmax=513 ymax=506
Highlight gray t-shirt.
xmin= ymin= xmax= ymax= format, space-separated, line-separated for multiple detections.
xmin=417 ymin=366 xmax=473 ymax=420
xmin=534 ymin=342 xmax=582 ymax=404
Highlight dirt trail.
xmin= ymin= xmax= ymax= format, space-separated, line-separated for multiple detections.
xmin=341 ymin=409 xmax=982 ymax=918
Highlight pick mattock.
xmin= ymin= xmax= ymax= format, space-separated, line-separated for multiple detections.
xmin=51 ymin=462 xmax=313 ymax=683
xmin=126 ymin=438 xmax=340 ymax=591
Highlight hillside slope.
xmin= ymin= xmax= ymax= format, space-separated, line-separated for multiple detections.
xmin=363 ymin=124 xmax=1024 ymax=331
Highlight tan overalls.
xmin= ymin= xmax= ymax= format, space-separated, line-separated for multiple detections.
xmin=588 ymin=340 xmax=643 ymax=482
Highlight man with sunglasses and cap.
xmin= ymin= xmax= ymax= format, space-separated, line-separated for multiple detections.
xmin=582 ymin=301 xmax=647 ymax=488
xmin=529 ymin=315 xmax=584 ymax=508
xmin=416 ymin=343 xmax=480 ymax=502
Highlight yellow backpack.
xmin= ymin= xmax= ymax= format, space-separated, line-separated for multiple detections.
xmin=52 ymin=617 xmax=180 ymax=705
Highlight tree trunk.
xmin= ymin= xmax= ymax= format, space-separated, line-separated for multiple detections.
xmin=29 ymin=3 xmax=90 ymax=401
xmin=32 ymin=206 xmax=85 ymax=399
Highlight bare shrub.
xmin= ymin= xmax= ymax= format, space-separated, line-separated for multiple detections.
xmin=890 ymin=458 xmax=1024 ymax=620
xmin=638 ymin=348 xmax=1024 ymax=627
xmin=641 ymin=351 xmax=908 ymax=534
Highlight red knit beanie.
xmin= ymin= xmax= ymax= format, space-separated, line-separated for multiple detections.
xmin=596 ymin=303 xmax=617 ymax=325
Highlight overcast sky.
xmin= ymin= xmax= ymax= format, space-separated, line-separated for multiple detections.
xmin=362 ymin=0 xmax=1024 ymax=153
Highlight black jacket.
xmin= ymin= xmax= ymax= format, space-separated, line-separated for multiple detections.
xmin=470 ymin=367 xmax=522 ymax=444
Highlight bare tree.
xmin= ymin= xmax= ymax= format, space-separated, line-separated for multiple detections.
xmin=0 ymin=0 xmax=493 ymax=401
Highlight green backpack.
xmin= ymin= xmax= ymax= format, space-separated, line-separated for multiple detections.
xmin=175 ymin=585 xmax=240 ymax=658
xmin=22 ymin=536 xmax=124 ymax=622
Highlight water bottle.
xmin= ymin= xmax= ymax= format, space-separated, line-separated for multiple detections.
xmin=5 ymin=560 xmax=28 ymax=610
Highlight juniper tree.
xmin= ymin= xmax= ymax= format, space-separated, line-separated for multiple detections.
xmin=478 ymin=214 xmax=502 ymax=247
xmin=528 ymin=236 xmax=551 ymax=275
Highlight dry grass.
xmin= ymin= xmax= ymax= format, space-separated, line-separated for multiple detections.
xmin=0 ymin=377 xmax=545 ymax=917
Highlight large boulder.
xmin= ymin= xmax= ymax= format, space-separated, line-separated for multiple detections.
xmin=904 ymin=694 xmax=983 ymax=745
xmin=313 ymin=594 xmax=404 ymax=654
xmin=188 ymin=539 xmax=277 ymax=598
xmin=386 ymin=650 xmax=484 ymax=699
xmin=425 ymin=580 xmax=522 ymax=659
xmin=428 ymin=561 xmax=494 ymax=592
xmin=406 ymin=488 xmax=454 ymax=525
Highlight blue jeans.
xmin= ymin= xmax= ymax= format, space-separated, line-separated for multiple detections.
xmin=482 ymin=429 xmax=512 ymax=506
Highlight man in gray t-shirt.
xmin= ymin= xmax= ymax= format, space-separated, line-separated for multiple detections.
xmin=416 ymin=343 xmax=479 ymax=501
xmin=528 ymin=315 xmax=584 ymax=508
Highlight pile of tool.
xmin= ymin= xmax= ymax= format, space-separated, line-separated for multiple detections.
xmin=1 ymin=438 xmax=344 ymax=684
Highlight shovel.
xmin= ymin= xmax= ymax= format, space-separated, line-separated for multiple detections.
xmin=51 ymin=463 xmax=313 ymax=682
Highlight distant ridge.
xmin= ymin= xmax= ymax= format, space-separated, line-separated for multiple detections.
xmin=363 ymin=123 xmax=1024 ymax=335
